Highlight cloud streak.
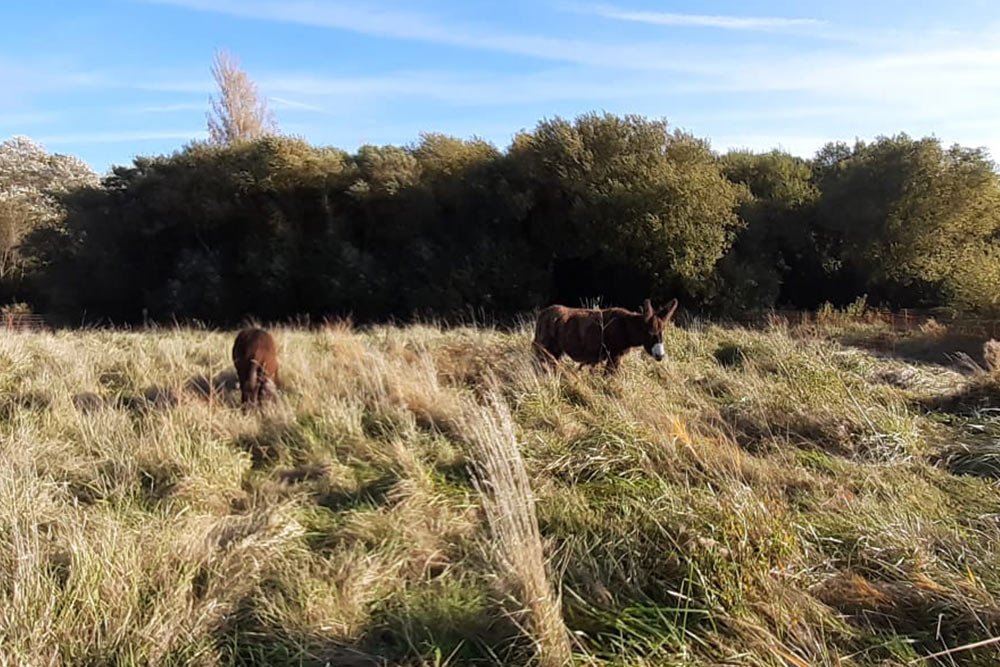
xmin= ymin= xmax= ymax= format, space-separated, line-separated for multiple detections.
xmin=7 ymin=0 xmax=998 ymax=169
xmin=577 ymin=4 xmax=825 ymax=31
xmin=269 ymin=96 xmax=326 ymax=112
xmin=138 ymin=0 xmax=715 ymax=73
xmin=39 ymin=130 xmax=206 ymax=145
xmin=127 ymin=41 xmax=999 ymax=129
xmin=256 ymin=70 xmax=665 ymax=106
xmin=130 ymin=102 xmax=207 ymax=113
xmin=0 ymin=111 xmax=61 ymax=127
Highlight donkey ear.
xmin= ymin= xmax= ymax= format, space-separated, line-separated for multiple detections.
xmin=658 ymin=298 xmax=679 ymax=321
xmin=642 ymin=298 xmax=654 ymax=318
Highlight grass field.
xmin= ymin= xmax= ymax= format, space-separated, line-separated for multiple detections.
xmin=2 ymin=315 xmax=1000 ymax=666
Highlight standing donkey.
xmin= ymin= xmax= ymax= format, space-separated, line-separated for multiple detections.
xmin=232 ymin=328 xmax=279 ymax=408
xmin=533 ymin=298 xmax=679 ymax=374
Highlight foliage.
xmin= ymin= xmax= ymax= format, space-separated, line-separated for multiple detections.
xmin=713 ymin=149 xmax=819 ymax=311
xmin=0 ymin=136 xmax=96 ymax=298
xmin=7 ymin=118 xmax=1000 ymax=323
xmin=21 ymin=115 xmax=745 ymax=324
xmin=945 ymin=242 xmax=1000 ymax=316
xmin=508 ymin=114 xmax=744 ymax=307
xmin=813 ymin=134 xmax=1000 ymax=309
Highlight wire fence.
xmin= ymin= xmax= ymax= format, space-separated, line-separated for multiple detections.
xmin=1 ymin=313 xmax=48 ymax=331
xmin=720 ymin=308 xmax=1000 ymax=339
xmin=2 ymin=308 xmax=1000 ymax=339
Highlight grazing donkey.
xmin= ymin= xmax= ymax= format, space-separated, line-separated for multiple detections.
xmin=533 ymin=298 xmax=679 ymax=374
xmin=232 ymin=328 xmax=279 ymax=408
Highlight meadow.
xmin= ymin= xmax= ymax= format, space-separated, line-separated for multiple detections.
xmin=2 ymin=313 xmax=1000 ymax=666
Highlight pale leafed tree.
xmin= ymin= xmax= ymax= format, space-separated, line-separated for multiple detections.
xmin=206 ymin=49 xmax=279 ymax=145
xmin=0 ymin=136 xmax=96 ymax=280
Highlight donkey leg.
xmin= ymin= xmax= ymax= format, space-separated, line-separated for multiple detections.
xmin=533 ymin=341 xmax=560 ymax=369
xmin=604 ymin=354 xmax=623 ymax=375
xmin=237 ymin=364 xmax=256 ymax=411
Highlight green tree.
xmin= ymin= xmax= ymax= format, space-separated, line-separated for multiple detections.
xmin=27 ymin=137 xmax=357 ymax=323
xmin=813 ymin=134 xmax=1000 ymax=309
xmin=508 ymin=113 xmax=743 ymax=307
xmin=714 ymin=149 xmax=819 ymax=310
xmin=410 ymin=133 xmax=543 ymax=315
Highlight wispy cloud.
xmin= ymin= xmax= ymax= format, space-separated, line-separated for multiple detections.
xmin=576 ymin=4 xmax=825 ymax=31
xmin=691 ymin=45 xmax=1000 ymax=108
xmin=133 ymin=79 xmax=213 ymax=93
xmin=138 ymin=0 xmax=714 ymax=73
xmin=130 ymin=102 xmax=206 ymax=113
xmin=10 ymin=1 xmax=1000 ymax=166
xmin=257 ymin=70 xmax=664 ymax=106
xmin=269 ymin=96 xmax=326 ymax=112
xmin=258 ymin=37 xmax=1000 ymax=116
xmin=0 ymin=60 xmax=116 ymax=105
xmin=0 ymin=111 xmax=61 ymax=127
xmin=39 ymin=130 xmax=206 ymax=144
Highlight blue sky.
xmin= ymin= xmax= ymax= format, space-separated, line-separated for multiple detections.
xmin=3 ymin=0 xmax=999 ymax=174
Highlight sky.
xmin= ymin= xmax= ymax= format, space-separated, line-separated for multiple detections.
xmin=2 ymin=0 xmax=1000 ymax=174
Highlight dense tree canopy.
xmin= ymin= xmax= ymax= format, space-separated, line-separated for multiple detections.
xmin=714 ymin=149 xmax=819 ymax=311
xmin=508 ymin=114 xmax=743 ymax=308
xmin=4 ymin=115 xmax=1000 ymax=324
xmin=813 ymin=135 xmax=1000 ymax=310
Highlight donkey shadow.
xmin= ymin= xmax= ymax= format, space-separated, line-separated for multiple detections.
xmin=72 ymin=386 xmax=179 ymax=414
xmin=185 ymin=370 xmax=240 ymax=407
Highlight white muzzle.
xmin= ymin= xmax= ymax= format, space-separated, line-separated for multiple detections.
xmin=651 ymin=343 xmax=665 ymax=361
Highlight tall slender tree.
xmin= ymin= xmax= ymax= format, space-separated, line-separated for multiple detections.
xmin=206 ymin=49 xmax=278 ymax=145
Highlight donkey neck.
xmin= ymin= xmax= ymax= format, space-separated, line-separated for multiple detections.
xmin=598 ymin=308 xmax=648 ymax=348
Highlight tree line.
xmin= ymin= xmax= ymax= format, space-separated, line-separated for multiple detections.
xmin=2 ymin=114 xmax=999 ymax=326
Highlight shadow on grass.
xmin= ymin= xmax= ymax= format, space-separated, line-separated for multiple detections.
xmin=918 ymin=374 xmax=1000 ymax=417
xmin=274 ymin=463 xmax=330 ymax=485
xmin=713 ymin=405 xmax=858 ymax=458
xmin=911 ymin=372 xmax=1000 ymax=479
xmin=186 ymin=370 xmax=240 ymax=405
xmin=216 ymin=579 xmax=520 ymax=667
xmin=233 ymin=420 xmax=319 ymax=469
xmin=0 ymin=390 xmax=51 ymax=418
xmin=818 ymin=571 xmax=1000 ymax=663
xmin=836 ymin=330 xmax=987 ymax=372
xmin=216 ymin=594 xmax=385 ymax=667
xmin=72 ymin=391 xmax=107 ymax=413
xmin=314 ymin=473 xmax=398 ymax=513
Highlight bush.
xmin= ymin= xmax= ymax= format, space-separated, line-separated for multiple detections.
xmin=22 ymin=116 xmax=744 ymax=324
xmin=11 ymin=122 xmax=1000 ymax=323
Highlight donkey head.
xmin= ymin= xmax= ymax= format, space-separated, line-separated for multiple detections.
xmin=641 ymin=298 xmax=679 ymax=361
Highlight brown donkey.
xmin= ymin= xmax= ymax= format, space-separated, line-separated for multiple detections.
xmin=533 ymin=298 xmax=679 ymax=374
xmin=232 ymin=328 xmax=279 ymax=408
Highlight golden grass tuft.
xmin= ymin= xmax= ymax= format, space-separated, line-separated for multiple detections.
xmin=461 ymin=382 xmax=573 ymax=666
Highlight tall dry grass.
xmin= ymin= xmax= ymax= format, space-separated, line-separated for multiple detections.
xmin=461 ymin=381 xmax=571 ymax=667
xmin=0 ymin=321 xmax=999 ymax=665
